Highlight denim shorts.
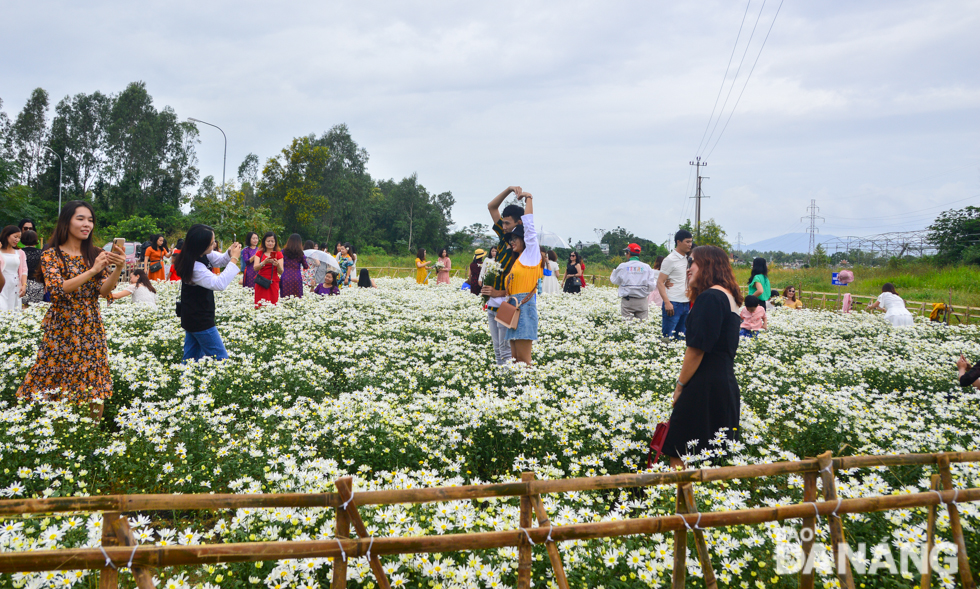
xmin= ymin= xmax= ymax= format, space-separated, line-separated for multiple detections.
xmin=505 ymin=293 xmax=538 ymax=341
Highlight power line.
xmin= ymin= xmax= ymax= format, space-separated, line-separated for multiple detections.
xmin=699 ymin=0 xmax=769 ymax=159
xmin=802 ymin=199 xmax=825 ymax=263
xmin=823 ymin=192 xmax=980 ymax=222
xmin=694 ymin=0 xmax=754 ymax=157
xmin=705 ymin=0 xmax=785 ymax=159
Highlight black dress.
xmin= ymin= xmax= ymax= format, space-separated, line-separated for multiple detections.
xmin=662 ymin=288 xmax=741 ymax=459
xmin=563 ymin=264 xmax=581 ymax=293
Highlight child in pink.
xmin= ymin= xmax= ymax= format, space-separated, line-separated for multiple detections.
xmin=739 ymin=295 xmax=768 ymax=338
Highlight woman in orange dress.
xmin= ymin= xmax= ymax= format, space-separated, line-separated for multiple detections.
xmin=17 ymin=200 xmax=126 ymax=421
xmin=144 ymin=234 xmax=171 ymax=281
xmin=251 ymin=232 xmax=283 ymax=308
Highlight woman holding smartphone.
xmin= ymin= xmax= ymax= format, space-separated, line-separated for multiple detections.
xmin=17 ymin=201 xmax=126 ymax=421
xmin=252 ymin=232 xmax=283 ymax=307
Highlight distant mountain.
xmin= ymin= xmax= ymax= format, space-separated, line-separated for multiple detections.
xmin=744 ymin=233 xmax=840 ymax=254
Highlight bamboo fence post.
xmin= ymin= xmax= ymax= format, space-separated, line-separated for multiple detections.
xmin=525 ymin=473 xmax=569 ymax=589
xmin=816 ymin=452 xmax=856 ymax=589
xmin=679 ymin=484 xmax=718 ymax=589
xmin=99 ymin=512 xmax=121 ymax=589
xmin=110 ymin=515 xmax=156 ymax=589
xmin=800 ymin=471 xmax=817 ymax=589
xmin=937 ymin=456 xmax=975 ymax=589
xmin=671 ymin=485 xmax=687 ymax=589
xmin=331 ymin=477 xmax=352 ymax=589
xmin=919 ymin=474 xmax=941 ymax=589
xmin=335 ymin=477 xmax=391 ymax=589
xmin=920 ymin=302 xmax=927 ymax=317
xmin=517 ymin=473 xmax=535 ymax=589
xmin=821 ymin=293 xmax=827 ymax=310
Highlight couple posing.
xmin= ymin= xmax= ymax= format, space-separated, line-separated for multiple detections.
xmin=481 ymin=186 xmax=542 ymax=366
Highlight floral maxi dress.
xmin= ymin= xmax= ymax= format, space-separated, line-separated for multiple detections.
xmin=17 ymin=250 xmax=113 ymax=403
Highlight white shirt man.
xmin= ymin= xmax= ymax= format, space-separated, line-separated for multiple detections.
xmin=609 ymin=243 xmax=658 ymax=320
xmin=657 ymin=231 xmax=693 ymax=337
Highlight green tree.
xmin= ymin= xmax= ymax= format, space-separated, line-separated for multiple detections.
xmin=600 ymin=226 xmax=668 ymax=260
xmin=259 ymin=135 xmax=331 ymax=235
xmin=105 ymin=215 xmax=160 ymax=242
xmin=811 ymin=243 xmax=829 ymax=267
xmin=928 ymin=206 xmax=980 ymax=265
xmin=12 ymin=88 xmax=50 ymax=186
xmin=49 ymin=91 xmax=112 ymax=196
xmin=375 ymin=174 xmax=454 ymax=254
xmin=696 ymin=218 xmax=731 ymax=251
xmin=312 ymin=125 xmax=377 ymax=245
xmin=0 ymin=159 xmax=41 ymax=227
xmin=192 ymin=181 xmax=283 ymax=243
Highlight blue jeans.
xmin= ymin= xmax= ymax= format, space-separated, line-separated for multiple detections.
xmin=662 ymin=301 xmax=690 ymax=338
xmin=183 ymin=327 xmax=230 ymax=362
xmin=739 ymin=328 xmax=758 ymax=338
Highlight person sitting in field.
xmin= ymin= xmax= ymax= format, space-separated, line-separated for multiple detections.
xmin=109 ymin=269 xmax=158 ymax=308
xmin=357 ymin=268 xmax=376 ymax=288
xmin=956 ymin=355 xmax=980 ymax=390
xmin=866 ymin=283 xmax=913 ymax=327
xmin=782 ymin=286 xmax=803 ymax=309
xmin=314 ymin=271 xmax=341 ymax=296
xmin=739 ymin=295 xmax=767 ymax=338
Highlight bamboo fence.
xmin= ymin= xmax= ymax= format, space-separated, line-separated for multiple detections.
xmin=1 ymin=451 xmax=977 ymax=589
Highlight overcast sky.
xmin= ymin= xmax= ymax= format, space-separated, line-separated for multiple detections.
xmin=2 ymin=0 xmax=978 ymax=248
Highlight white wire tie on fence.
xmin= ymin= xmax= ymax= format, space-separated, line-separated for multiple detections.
xmin=126 ymin=544 xmax=138 ymax=569
xmin=546 ymin=523 xmax=554 ymax=543
xmin=520 ymin=527 xmax=536 ymax=546
xmin=820 ymin=465 xmax=833 ymax=474
xmin=365 ymin=536 xmax=374 ymax=561
xmin=335 ymin=538 xmax=346 ymax=562
xmin=98 ymin=546 xmax=117 ymax=569
xmin=681 ymin=512 xmax=703 ymax=531
xmin=932 ymin=490 xmax=945 ymax=505
xmin=341 ymin=489 xmax=355 ymax=511
xmin=951 ymin=488 xmax=959 ymax=505
xmin=830 ymin=497 xmax=842 ymax=517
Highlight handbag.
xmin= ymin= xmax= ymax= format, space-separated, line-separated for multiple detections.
xmin=494 ymin=276 xmax=535 ymax=329
xmin=646 ymin=421 xmax=671 ymax=469
xmin=255 ymin=254 xmax=274 ymax=289
xmin=149 ymin=261 xmax=163 ymax=273
xmin=175 ymin=286 xmax=182 ymax=317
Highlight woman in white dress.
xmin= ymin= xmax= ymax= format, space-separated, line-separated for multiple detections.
xmin=867 ymin=283 xmax=913 ymax=327
xmin=541 ymin=250 xmax=561 ymax=294
xmin=0 ymin=225 xmax=27 ymax=312
xmin=110 ymin=269 xmax=158 ymax=309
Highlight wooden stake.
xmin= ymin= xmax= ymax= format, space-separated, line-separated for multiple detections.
xmin=334 ymin=477 xmax=391 ymax=589
xmin=679 ymin=484 xmax=717 ymax=589
xmin=525 ymin=473 xmax=569 ymax=589
xmin=938 ymin=456 xmax=975 ymax=589
xmin=330 ymin=479 xmax=352 ymax=589
xmin=800 ymin=471 xmax=817 ymax=589
xmin=99 ymin=512 xmax=120 ymax=589
xmin=517 ymin=473 xmax=534 ymax=589
xmin=919 ymin=474 xmax=940 ymax=589
xmin=816 ymin=452 xmax=856 ymax=589
xmin=110 ymin=515 xmax=156 ymax=589
xmin=671 ymin=485 xmax=687 ymax=589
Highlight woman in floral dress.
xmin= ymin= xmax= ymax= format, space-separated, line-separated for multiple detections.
xmin=241 ymin=232 xmax=259 ymax=288
xmin=17 ymin=201 xmax=126 ymax=421
xmin=280 ymin=234 xmax=309 ymax=298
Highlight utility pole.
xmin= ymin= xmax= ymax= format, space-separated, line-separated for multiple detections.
xmin=735 ymin=232 xmax=743 ymax=259
xmin=801 ymin=199 xmax=825 ymax=264
xmin=689 ymin=157 xmax=709 ymax=242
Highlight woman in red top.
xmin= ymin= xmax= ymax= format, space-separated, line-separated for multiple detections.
xmin=251 ymin=232 xmax=283 ymax=308
xmin=168 ymin=238 xmax=184 ymax=281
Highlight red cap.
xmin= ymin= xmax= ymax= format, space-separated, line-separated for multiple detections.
xmin=627 ymin=243 xmax=641 ymax=254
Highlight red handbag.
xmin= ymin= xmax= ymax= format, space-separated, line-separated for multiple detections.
xmin=646 ymin=422 xmax=671 ymax=469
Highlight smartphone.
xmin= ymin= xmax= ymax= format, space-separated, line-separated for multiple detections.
xmin=111 ymin=237 xmax=125 ymax=271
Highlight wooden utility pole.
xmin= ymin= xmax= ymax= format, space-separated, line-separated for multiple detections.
xmin=689 ymin=157 xmax=708 ymax=242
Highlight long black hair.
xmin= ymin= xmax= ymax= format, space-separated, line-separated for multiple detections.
xmin=748 ymin=257 xmax=768 ymax=285
xmin=174 ymin=238 xmax=184 ymax=251
xmin=0 ymin=226 xmax=19 ymax=251
xmin=283 ymin=233 xmax=305 ymax=260
xmin=46 ymin=200 xmax=100 ymax=269
xmin=243 ymin=232 xmax=259 ymax=249
xmin=175 ymin=224 xmax=215 ymax=284
xmin=130 ymin=269 xmax=157 ymax=293
xmin=417 ymin=248 xmax=425 ymax=261
xmin=150 ymin=233 xmax=168 ymax=251
xmin=357 ymin=268 xmax=372 ymax=287
xmin=260 ymin=232 xmax=280 ymax=254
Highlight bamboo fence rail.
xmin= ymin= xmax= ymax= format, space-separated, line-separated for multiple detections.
xmin=1 ymin=451 xmax=977 ymax=589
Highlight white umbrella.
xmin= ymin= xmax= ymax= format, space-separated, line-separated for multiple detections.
xmin=304 ymin=249 xmax=340 ymax=272
xmin=538 ymin=230 xmax=570 ymax=250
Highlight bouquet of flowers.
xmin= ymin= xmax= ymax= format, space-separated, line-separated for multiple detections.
xmin=435 ymin=261 xmax=445 ymax=272
xmin=770 ymin=295 xmax=785 ymax=308
xmin=480 ymin=258 xmax=503 ymax=304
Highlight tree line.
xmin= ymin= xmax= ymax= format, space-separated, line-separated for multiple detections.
xmin=0 ymin=82 xmax=459 ymax=255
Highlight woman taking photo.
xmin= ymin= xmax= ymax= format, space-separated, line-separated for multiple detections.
xmin=415 ymin=248 xmax=431 ymax=284
xmin=867 ymin=283 xmax=914 ymax=327
xmin=16 ymin=201 xmax=126 ymax=420
xmin=174 ymin=224 xmax=241 ymax=361
xmin=241 ymin=232 xmax=260 ymax=288
xmin=110 ymin=269 xmax=158 ymax=308
xmin=144 ymin=234 xmax=171 ymax=281
xmin=662 ymin=245 xmax=743 ymax=469
xmin=0 ymin=225 xmax=27 ymax=311
xmin=563 ymin=252 xmax=583 ymax=294
xmin=747 ymin=257 xmax=771 ymax=307
xmin=501 ymin=193 xmax=542 ymax=365
xmin=280 ymin=234 xmax=309 ymax=298
xmin=252 ymin=232 xmax=283 ymax=307
xmin=436 ymin=248 xmax=452 ymax=285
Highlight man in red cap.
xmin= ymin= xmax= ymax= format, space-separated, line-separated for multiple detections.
xmin=609 ymin=243 xmax=658 ymax=320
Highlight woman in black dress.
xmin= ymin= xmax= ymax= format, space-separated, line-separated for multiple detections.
xmin=662 ymin=245 xmax=743 ymax=469
xmin=563 ymin=252 xmax=583 ymax=294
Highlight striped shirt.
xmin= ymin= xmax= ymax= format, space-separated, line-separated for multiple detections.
xmin=488 ymin=219 xmax=520 ymax=310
